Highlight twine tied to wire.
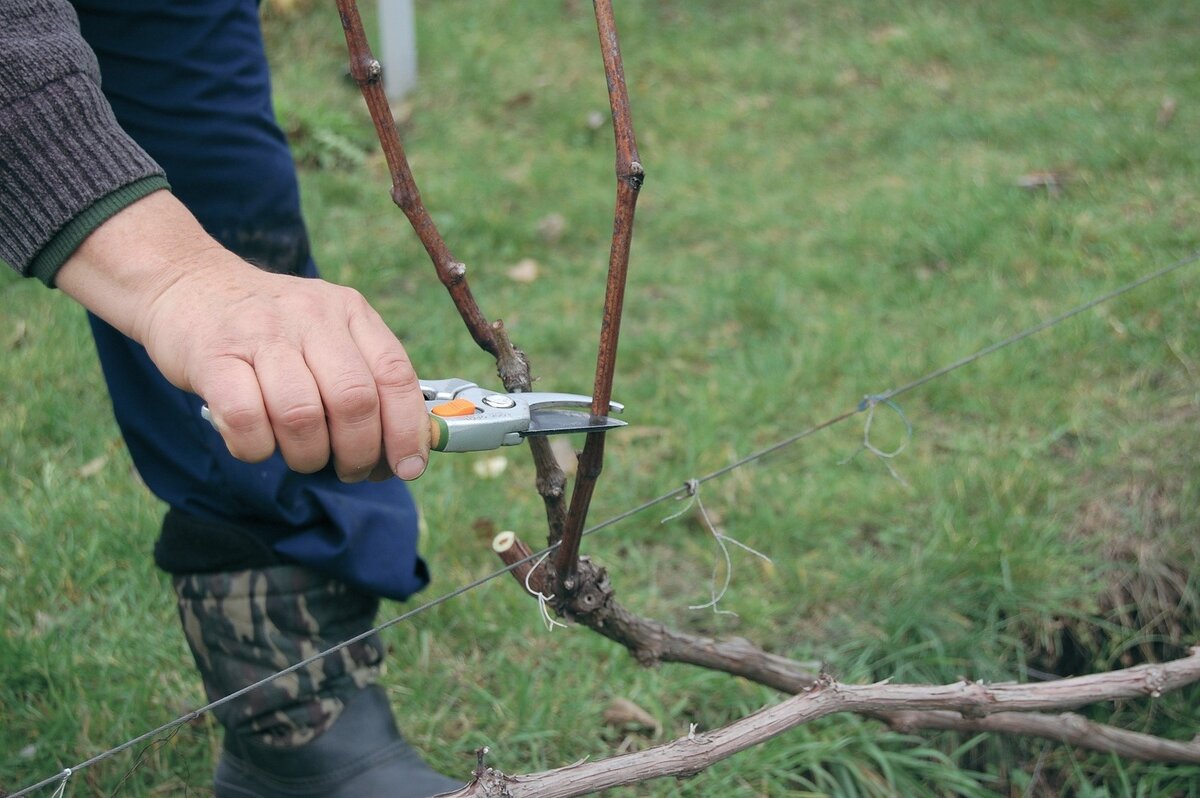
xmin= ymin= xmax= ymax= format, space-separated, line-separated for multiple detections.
xmin=49 ymin=769 xmax=71 ymax=798
xmin=525 ymin=549 xmax=568 ymax=632
xmin=662 ymin=478 xmax=772 ymax=615
xmin=845 ymin=394 xmax=913 ymax=484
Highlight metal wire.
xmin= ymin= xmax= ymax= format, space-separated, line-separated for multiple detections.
xmin=11 ymin=249 xmax=1199 ymax=798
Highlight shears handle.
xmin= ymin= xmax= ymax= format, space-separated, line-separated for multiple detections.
xmin=425 ymin=395 xmax=527 ymax=452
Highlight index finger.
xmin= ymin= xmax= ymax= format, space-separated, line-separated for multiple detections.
xmin=194 ymin=357 xmax=277 ymax=463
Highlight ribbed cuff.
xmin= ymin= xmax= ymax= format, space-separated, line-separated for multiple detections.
xmin=30 ymin=176 xmax=170 ymax=287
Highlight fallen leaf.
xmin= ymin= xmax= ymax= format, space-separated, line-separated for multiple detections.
xmin=1016 ymin=171 xmax=1066 ymax=198
xmin=391 ymin=100 xmax=415 ymax=126
xmin=1096 ymin=306 xmax=1128 ymax=339
xmin=471 ymin=517 xmax=498 ymax=541
xmin=504 ymin=90 xmax=534 ymax=111
xmin=78 ymin=454 xmax=108 ymax=479
xmin=536 ymin=213 xmax=567 ymax=244
xmin=603 ymin=697 xmax=661 ymax=735
xmin=550 ymin=437 xmax=578 ymax=476
xmin=263 ymin=0 xmax=301 ymax=14
xmin=472 ymin=455 xmax=508 ymax=479
xmin=506 ymin=258 xmax=540 ymax=284
xmin=869 ymin=25 xmax=907 ymax=44
xmin=34 ymin=610 xmax=57 ymax=635
xmin=835 ymin=67 xmax=859 ymax=87
xmin=1157 ymin=96 xmax=1177 ymax=128
xmin=6 ymin=319 xmax=27 ymax=350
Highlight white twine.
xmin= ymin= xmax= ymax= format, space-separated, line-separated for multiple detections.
xmin=841 ymin=394 xmax=913 ymax=484
xmin=525 ymin=549 xmax=568 ymax=632
xmin=49 ymin=769 xmax=71 ymax=798
xmin=662 ymin=479 xmax=772 ymax=615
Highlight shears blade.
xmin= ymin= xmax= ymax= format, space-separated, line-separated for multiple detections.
xmin=525 ymin=408 xmax=627 ymax=437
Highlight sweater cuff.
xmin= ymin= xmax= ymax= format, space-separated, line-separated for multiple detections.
xmin=30 ymin=176 xmax=171 ymax=287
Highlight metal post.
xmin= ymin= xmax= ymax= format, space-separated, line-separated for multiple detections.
xmin=379 ymin=0 xmax=417 ymax=100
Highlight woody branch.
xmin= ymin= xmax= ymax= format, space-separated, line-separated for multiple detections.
xmin=494 ymin=527 xmax=1200 ymax=777
xmin=444 ymin=649 xmax=1200 ymax=797
xmin=335 ymin=0 xmax=499 ymax=360
xmin=553 ymin=0 xmax=644 ymax=585
xmin=335 ymin=0 xmax=573 ymax=536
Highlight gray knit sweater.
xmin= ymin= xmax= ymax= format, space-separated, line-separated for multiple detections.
xmin=0 ymin=0 xmax=169 ymax=285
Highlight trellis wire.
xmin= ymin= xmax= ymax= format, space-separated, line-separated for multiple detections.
xmin=10 ymin=249 xmax=1199 ymax=798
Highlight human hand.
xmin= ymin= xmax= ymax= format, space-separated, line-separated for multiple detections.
xmin=144 ymin=263 xmax=429 ymax=482
xmin=56 ymin=191 xmax=428 ymax=481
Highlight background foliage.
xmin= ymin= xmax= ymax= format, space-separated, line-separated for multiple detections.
xmin=3 ymin=1 xmax=1200 ymax=795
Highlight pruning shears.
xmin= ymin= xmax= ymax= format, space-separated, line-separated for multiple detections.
xmin=421 ymin=378 xmax=625 ymax=452
xmin=199 ymin=378 xmax=625 ymax=454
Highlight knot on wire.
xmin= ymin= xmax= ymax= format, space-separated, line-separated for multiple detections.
xmin=857 ymin=392 xmax=890 ymax=412
xmin=525 ymin=550 xmax=567 ymax=632
xmin=50 ymin=768 xmax=72 ymax=798
xmin=844 ymin=393 xmax=913 ymax=484
xmin=661 ymin=478 xmax=701 ymax=523
xmin=661 ymin=479 xmax=772 ymax=616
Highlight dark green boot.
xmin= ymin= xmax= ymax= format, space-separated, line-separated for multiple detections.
xmin=174 ymin=566 xmax=464 ymax=798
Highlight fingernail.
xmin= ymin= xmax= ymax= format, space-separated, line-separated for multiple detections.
xmin=395 ymin=455 xmax=427 ymax=481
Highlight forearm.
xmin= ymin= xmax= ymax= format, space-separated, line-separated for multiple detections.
xmin=55 ymin=190 xmax=242 ymax=346
xmin=0 ymin=0 xmax=166 ymax=284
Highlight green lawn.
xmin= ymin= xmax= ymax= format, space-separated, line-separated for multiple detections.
xmin=3 ymin=1 xmax=1200 ymax=795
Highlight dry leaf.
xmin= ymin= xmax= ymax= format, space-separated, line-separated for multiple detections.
xmin=78 ymin=454 xmax=108 ymax=479
xmin=504 ymin=91 xmax=534 ymax=111
xmin=536 ymin=213 xmax=567 ymax=244
xmin=506 ymin=258 xmax=540 ymax=284
xmin=6 ymin=319 xmax=27 ymax=350
xmin=34 ymin=610 xmax=57 ymax=635
xmin=1157 ymin=96 xmax=1177 ymax=128
xmin=472 ymin=455 xmax=508 ymax=479
xmin=261 ymin=0 xmax=305 ymax=15
xmin=391 ymin=100 xmax=415 ymax=126
xmin=471 ymin=517 xmax=498 ymax=542
xmin=1017 ymin=171 xmax=1065 ymax=198
xmin=602 ymin=697 xmax=661 ymax=735
xmin=869 ymin=25 xmax=907 ymax=44
xmin=550 ymin=437 xmax=578 ymax=476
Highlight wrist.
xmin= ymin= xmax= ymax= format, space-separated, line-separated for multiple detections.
xmin=31 ymin=176 xmax=171 ymax=287
xmin=54 ymin=190 xmax=246 ymax=346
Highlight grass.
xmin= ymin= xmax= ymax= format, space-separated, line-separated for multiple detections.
xmin=3 ymin=0 xmax=1200 ymax=795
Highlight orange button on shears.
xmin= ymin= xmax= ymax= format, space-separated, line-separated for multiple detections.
xmin=431 ymin=398 xmax=477 ymax=418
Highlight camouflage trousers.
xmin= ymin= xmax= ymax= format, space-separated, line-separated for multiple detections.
xmin=174 ymin=565 xmax=384 ymax=747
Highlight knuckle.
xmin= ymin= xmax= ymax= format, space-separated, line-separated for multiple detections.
xmin=214 ymin=410 xmax=275 ymax=464
xmin=219 ymin=404 xmax=267 ymax=437
xmin=275 ymin=403 xmax=327 ymax=439
xmin=329 ymin=380 xmax=379 ymax=422
xmin=371 ymin=352 xmax=418 ymax=391
xmin=338 ymin=285 xmax=371 ymax=311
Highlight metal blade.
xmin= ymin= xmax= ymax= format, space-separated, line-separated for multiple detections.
xmin=525 ymin=408 xmax=627 ymax=437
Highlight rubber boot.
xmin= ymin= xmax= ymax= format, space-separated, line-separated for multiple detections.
xmin=173 ymin=565 xmax=464 ymax=798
